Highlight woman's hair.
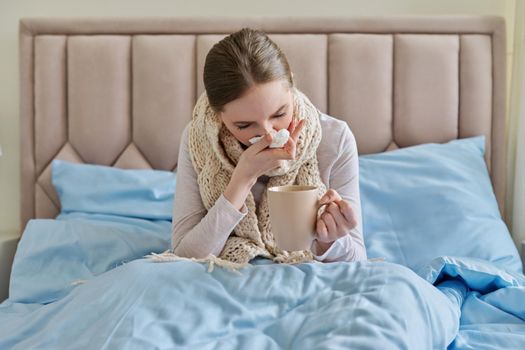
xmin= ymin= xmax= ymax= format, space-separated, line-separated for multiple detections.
xmin=203 ymin=28 xmax=294 ymax=113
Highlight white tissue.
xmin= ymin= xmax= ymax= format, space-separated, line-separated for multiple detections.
xmin=249 ymin=129 xmax=290 ymax=148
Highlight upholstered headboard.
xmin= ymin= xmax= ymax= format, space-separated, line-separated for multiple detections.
xmin=19 ymin=16 xmax=507 ymax=230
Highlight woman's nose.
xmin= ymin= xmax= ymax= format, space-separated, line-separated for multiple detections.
xmin=264 ymin=127 xmax=275 ymax=134
xmin=267 ymin=121 xmax=281 ymax=132
xmin=257 ymin=123 xmax=277 ymax=136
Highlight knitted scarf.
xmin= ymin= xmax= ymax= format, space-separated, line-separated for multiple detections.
xmin=149 ymin=86 xmax=327 ymax=267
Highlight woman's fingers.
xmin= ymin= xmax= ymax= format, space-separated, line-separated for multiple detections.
xmin=265 ymin=146 xmax=294 ymax=161
xmin=253 ymin=119 xmax=303 ymax=160
xmin=273 ymin=118 xmax=301 ymax=159
xmin=317 ymin=201 xmax=356 ymax=243
xmin=290 ymin=119 xmax=304 ymax=143
xmin=322 ymin=212 xmax=338 ymax=236
xmin=281 ymin=137 xmax=297 ymax=159
xmin=247 ymin=118 xmax=304 ymax=173
xmin=319 ymin=189 xmax=342 ymax=206
xmin=336 ymin=200 xmax=357 ymax=229
xmin=250 ymin=132 xmax=273 ymax=154
xmin=315 ymin=195 xmax=357 ymax=244
xmin=326 ymin=202 xmax=349 ymax=231
xmin=316 ymin=218 xmax=329 ymax=241
xmin=287 ymin=118 xmax=296 ymax=134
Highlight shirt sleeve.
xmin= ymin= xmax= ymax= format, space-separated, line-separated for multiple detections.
xmin=311 ymin=123 xmax=367 ymax=263
xmin=171 ymin=124 xmax=248 ymax=258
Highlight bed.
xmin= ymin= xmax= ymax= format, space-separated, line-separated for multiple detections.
xmin=1 ymin=16 xmax=524 ymax=349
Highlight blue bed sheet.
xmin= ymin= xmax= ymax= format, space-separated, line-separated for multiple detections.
xmin=1 ymin=216 xmax=524 ymax=349
xmin=421 ymin=256 xmax=525 ymax=350
xmin=1 ymin=259 xmax=458 ymax=349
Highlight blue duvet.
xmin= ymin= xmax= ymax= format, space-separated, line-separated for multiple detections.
xmin=1 ymin=215 xmax=524 ymax=349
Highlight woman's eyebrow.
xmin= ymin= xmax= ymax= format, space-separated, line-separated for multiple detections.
xmin=234 ymin=104 xmax=288 ymax=124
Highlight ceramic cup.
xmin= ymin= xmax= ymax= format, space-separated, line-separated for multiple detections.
xmin=267 ymin=185 xmax=322 ymax=251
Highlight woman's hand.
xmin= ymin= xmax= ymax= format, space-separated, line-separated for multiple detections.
xmin=314 ymin=189 xmax=358 ymax=254
xmin=224 ymin=119 xmax=304 ymax=210
xmin=234 ymin=118 xmax=304 ymax=184
xmin=281 ymin=117 xmax=303 ymax=160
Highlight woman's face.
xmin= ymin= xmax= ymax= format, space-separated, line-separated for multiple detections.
xmin=220 ymin=80 xmax=293 ymax=147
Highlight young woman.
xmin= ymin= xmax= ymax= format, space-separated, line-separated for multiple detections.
xmin=170 ymin=28 xmax=367 ymax=265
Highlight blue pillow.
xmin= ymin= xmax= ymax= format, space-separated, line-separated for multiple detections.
xmin=51 ymin=160 xmax=176 ymax=220
xmin=9 ymin=214 xmax=172 ymax=304
xmin=359 ymin=136 xmax=523 ymax=274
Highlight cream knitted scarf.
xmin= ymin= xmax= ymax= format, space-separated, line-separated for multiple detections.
xmin=191 ymin=86 xmax=328 ymax=264
xmin=148 ymin=86 xmax=327 ymax=267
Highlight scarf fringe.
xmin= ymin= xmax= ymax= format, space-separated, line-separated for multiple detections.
xmin=145 ymin=250 xmax=249 ymax=274
xmin=145 ymin=249 xmax=324 ymax=273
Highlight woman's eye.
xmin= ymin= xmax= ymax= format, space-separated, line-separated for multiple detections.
xmin=235 ymin=113 xmax=285 ymax=130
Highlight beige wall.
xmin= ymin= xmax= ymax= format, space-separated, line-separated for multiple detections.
xmin=509 ymin=0 xmax=525 ymax=250
xmin=0 ymin=0 xmax=516 ymax=233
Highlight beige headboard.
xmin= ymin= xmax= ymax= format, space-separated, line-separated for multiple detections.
xmin=19 ymin=16 xmax=507 ymax=230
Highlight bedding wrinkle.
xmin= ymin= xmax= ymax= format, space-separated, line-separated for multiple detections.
xmin=364 ymin=264 xmax=409 ymax=348
xmin=98 ymin=269 xmax=153 ymax=349
xmin=386 ymin=200 xmax=408 ymax=267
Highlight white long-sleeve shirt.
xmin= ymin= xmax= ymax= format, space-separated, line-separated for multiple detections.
xmin=171 ymin=113 xmax=367 ymax=263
